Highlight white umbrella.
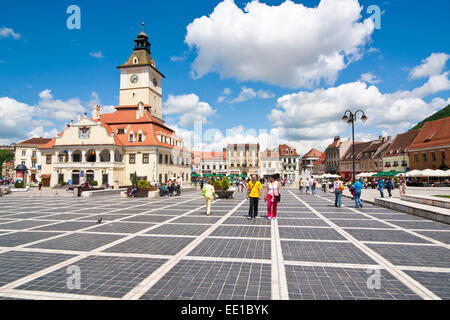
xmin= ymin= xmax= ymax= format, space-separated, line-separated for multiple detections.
xmin=421 ymin=169 xmax=439 ymax=177
xmin=433 ymin=169 xmax=449 ymax=177
xmin=406 ymin=170 xmax=423 ymax=177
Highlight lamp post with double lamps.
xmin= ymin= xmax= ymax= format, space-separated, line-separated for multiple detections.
xmin=342 ymin=110 xmax=368 ymax=183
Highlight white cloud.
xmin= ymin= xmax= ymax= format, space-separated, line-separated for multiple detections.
xmin=360 ymin=72 xmax=381 ymax=84
xmin=0 ymin=97 xmax=34 ymax=141
xmin=409 ymin=53 xmax=449 ymax=80
xmin=269 ymin=53 xmax=450 ymax=141
xmin=36 ymin=89 xmax=86 ymax=121
xmin=0 ymin=27 xmax=21 ymax=40
xmin=164 ymin=94 xmax=216 ymax=127
xmin=27 ymin=126 xmax=59 ymax=139
xmin=89 ymin=51 xmax=104 ymax=59
xmin=185 ymin=0 xmax=374 ymax=88
xmin=230 ymin=87 xmax=275 ymax=103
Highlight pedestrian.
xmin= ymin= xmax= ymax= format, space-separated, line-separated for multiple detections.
xmin=305 ymin=178 xmax=310 ymax=194
xmin=265 ymin=176 xmax=281 ymax=220
xmin=299 ymin=177 xmax=305 ymax=194
xmin=399 ymin=174 xmax=407 ymax=195
xmin=333 ymin=178 xmax=344 ymax=208
xmin=247 ymin=174 xmax=263 ymax=220
xmin=202 ymin=180 xmax=216 ymax=216
xmin=378 ymin=178 xmax=385 ymax=198
xmin=386 ymin=177 xmax=393 ymax=198
xmin=200 ymin=178 xmax=204 ymax=190
xmin=353 ymin=178 xmax=363 ymax=208
xmin=130 ymin=184 xmax=138 ymax=198
xmin=311 ymin=177 xmax=316 ymax=195
xmin=38 ymin=181 xmax=43 ymax=191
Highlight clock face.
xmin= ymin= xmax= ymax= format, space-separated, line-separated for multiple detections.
xmin=153 ymin=78 xmax=158 ymax=87
xmin=130 ymin=74 xmax=139 ymax=84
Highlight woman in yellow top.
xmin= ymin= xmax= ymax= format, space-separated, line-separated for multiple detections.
xmin=202 ymin=180 xmax=216 ymax=216
xmin=247 ymin=175 xmax=263 ymax=220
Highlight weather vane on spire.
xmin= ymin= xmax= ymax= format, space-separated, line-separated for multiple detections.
xmin=141 ymin=20 xmax=145 ymax=32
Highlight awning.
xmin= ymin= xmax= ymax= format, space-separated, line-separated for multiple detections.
xmin=41 ymin=174 xmax=51 ymax=179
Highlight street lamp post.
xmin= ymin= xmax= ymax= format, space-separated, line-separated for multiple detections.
xmin=342 ymin=110 xmax=368 ymax=183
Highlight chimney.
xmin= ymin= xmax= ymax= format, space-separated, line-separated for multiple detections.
xmin=92 ymin=105 xmax=101 ymax=120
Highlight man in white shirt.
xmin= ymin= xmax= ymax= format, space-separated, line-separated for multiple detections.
xmin=333 ymin=178 xmax=343 ymax=208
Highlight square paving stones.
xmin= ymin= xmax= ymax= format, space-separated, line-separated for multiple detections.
xmin=140 ymin=260 xmax=271 ymax=300
xmin=145 ymin=224 xmax=211 ymax=236
xmin=345 ymin=229 xmax=431 ymax=244
xmin=366 ymin=243 xmax=450 ymax=268
xmin=104 ymin=236 xmax=194 ymax=255
xmin=0 ymin=232 xmax=62 ymax=247
xmin=281 ymin=241 xmax=376 ymax=264
xmin=279 ymin=227 xmax=345 ymax=241
xmin=189 ymin=238 xmax=271 ymax=260
xmin=285 ymin=265 xmax=420 ymax=300
xmin=88 ymin=222 xmax=155 ymax=234
xmin=28 ymin=233 xmax=125 ymax=252
xmin=0 ymin=251 xmax=75 ymax=287
xmin=210 ymin=225 xmax=271 ymax=238
xmin=16 ymin=255 xmax=167 ymax=298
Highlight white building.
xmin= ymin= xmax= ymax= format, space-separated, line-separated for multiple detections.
xmin=260 ymin=148 xmax=281 ymax=179
xmin=279 ymin=144 xmax=299 ymax=180
xmin=13 ymin=138 xmax=53 ymax=183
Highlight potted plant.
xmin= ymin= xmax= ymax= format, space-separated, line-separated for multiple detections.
xmin=215 ymin=177 xmax=234 ymax=199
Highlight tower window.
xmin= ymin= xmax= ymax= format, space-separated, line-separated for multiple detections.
xmin=133 ymin=57 xmax=138 ymax=64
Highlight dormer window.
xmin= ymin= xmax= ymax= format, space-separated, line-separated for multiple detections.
xmin=117 ymin=128 xmax=125 ymax=134
xmin=129 ymin=133 xmax=135 ymax=142
xmin=138 ymin=133 xmax=143 ymax=142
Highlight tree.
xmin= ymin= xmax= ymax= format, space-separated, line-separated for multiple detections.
xmin=0 ymin=150 xmax=14 ymax=175
xmin=131 ymin=172 xmax=138 ymax=185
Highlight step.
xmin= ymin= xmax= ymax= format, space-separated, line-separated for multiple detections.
xmin=375 ymin=197 xmax=450 ymax=225
xmin=401 ymin=194 xmax=450 ymax=209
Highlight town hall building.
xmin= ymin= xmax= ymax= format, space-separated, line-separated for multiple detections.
xmin=39 ymin=23 xmax=191 ymax=187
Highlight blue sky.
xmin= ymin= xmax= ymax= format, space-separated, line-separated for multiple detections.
xmin=0 ymin=0 xmax=449 ymax=154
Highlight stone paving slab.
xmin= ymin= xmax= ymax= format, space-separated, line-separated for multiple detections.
xmin=0 ymin=190 xmax=448 ymax=300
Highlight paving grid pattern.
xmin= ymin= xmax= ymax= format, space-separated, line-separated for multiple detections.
xmin=0 ymin=189 xmax=447 ymax=300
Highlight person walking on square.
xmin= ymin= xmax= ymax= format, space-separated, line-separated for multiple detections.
xmin=305 ymin=178 xmax=310 ymax=194
xmin=386 ymin=177 xmax=394 ymax=198
xmin=311 ymin=177 xmax=316 ymax=195
xmin=202 ymin=180 xmax=216 ymax=216
xmin=353 ymin=178 xmax=363 ymax=208
xmin=378 ymin=178 xmax=385 ymax=198
xmin=399 ymin=174 xmax=407 ymax=195
xmin=299 ymin=177 xmax=305 ymax=194
xmin=265 ymin=176 xmax=280 ymax=220
xmin=333 ymin=178 xmax=343 ymax=208
xmin=247 ymin=174 xmax=263 ymax=220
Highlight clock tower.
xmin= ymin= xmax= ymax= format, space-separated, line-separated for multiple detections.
xmin=117 ymin=22 xmax=165 ymax=120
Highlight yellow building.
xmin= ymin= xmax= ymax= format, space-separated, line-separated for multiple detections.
xmin=39 ymin=24 xmax=191 ymax=187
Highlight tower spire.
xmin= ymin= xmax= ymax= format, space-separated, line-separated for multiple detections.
xmin=134 ymin=20 xmax=151 ymax=53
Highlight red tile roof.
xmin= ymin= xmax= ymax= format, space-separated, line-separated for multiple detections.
xmin=384 ymin=130 xmax=420 ymax=156
xmin=279 ymin=144 xmax=299 ymax=156
xmin=17 ymin=137 xmax=53 ymax=146
xmin=409 ymin=117 xmax=450 ymax=150
xmin=302 ymin=148 xmax=323 ymax=159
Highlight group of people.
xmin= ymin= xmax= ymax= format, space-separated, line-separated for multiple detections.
xmin=202 ymin=174 xmax=281 ymax=220
xmin=160 ymin=177 xmax=183 ymax=197
xmin=298 ymin=177 xmax=317 ymax=194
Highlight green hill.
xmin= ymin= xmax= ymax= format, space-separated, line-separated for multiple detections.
xmin=409 ymin=104 xmax=450 ymax=131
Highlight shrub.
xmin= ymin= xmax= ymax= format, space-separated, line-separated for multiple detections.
xmin=220 ymin=176 xmax=230 ymax=191
xmin=213 ymin=180 xmax=221 ymax=189
xmin=137 ymin=180 xmax=150 ymax=189
xmin=14 ymin=181 xmax=25 ymax=188
xmin=91 ymin=180 xmax=98 ymax=186
xmin=59 ymin=181 xmax=66 ymax=186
